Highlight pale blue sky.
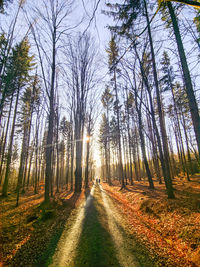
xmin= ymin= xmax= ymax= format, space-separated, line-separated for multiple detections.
xmin=1 ymin=0 xmax=200 ymax=167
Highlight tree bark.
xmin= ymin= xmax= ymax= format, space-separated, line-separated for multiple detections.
xmin=167 ymin=1 xmax=200 ymax=158
xmin=85 ymin=139 xmax=90 ymax=188
xmin=0 ymin=92 xmax=14 ymax=182
xmin=44 ymin=29 xmax=56 ymax=202
xmin=114 ymin=70 xmax=125 ymax=189
xmin=2 ymin=87 xmax=20 ymax=196
xmin=144 ymin=0 xmax=174 ymax=198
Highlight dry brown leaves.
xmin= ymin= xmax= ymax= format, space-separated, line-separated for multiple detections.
xmin=0 ymin=184 xmax=87 ymax=265
xmin=102 ymin=176 xmax=200 ymax=266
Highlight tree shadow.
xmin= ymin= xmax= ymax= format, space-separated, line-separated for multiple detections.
xmin=54 ymin=188 xmax=73 ymax=198
xmin=84 ymin=187 xmax=91 ymax=199
xmin=8 ymin=192 xmax=82 ymax=267
xmin=73 ymin=188 xmax=121 ymax=267
xmin=17 ymin=191 xmax=44 ymax=205
xmin=63 ymin=191 xmax=81 ymax=208
xmin=124 ymin=185 xmax=163 ymax=199
xmin=174 ymin=189 xmax=200 ymax=213
xmin=106 ymin=212 xmax=160 ymax=266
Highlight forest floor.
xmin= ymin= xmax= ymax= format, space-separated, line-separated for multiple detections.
xmin=49 ymin=184 xmax=153 ymax=267
xmin=0 ymin=175 xmax=200 ymax=266
xmin=102 ymin=174 xmax=200 ymax=266
xmin=0 ymin=184 xmax=154 ymax=266
xmin=0 ymin=184 xmax=86 ymax=266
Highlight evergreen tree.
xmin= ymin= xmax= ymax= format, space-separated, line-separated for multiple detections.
xmin=160 ymin=51 xmax=191 ymax=180
xmin=106 ymin=0 xmax=175 ymax=198
xmin=107 ymin=37 xmax=125 ymax=189
xmin=99 ymin=113 xmax=110 ymax=184
xmin=164 ymin=2 xmax=200 ymax=159
xmin=101 ymin=86 xmax=113 ymax=185
xmin=0 ymin=0 xmax=12 ymax=13
xmin=2 ymin=38 xmax=34 ymax=197
xmin=16 ymin=74 xmax=40 ymax=205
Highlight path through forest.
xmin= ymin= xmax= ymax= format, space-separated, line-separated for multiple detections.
xmin=49 ymin=184 xmax=152 ymax=267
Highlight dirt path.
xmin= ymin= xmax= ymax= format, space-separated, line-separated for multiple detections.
xmin=49 ymin=184 xmax=154 ymax=267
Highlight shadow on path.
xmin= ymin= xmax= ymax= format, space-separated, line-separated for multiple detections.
xmin=9 ymin=192 xmax=81 ymax=267
xmin=73 ymin=185 xmax=120 ymax=267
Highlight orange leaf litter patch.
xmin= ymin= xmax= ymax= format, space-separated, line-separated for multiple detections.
xmin=102 ymin=181 xmax=200 ymax=266
xmin=0 ymin=185 xmax=88 ymax=264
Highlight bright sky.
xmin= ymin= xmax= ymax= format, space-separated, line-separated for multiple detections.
xmin=1 ymin=0 xmax=199 ymax=169
xmin=0 ymin=0 xmax=112 ymax=169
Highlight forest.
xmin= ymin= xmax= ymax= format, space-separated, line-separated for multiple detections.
xmin=0 ymin=0 xmax=200 ymax=266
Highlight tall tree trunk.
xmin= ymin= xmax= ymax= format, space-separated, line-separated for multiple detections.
xmin=181 ymin=110 xmax=193 ymax=174
xmin=122 ymin=130 xmax=128 ymax=185
xmin=45 ymin=33 xmax=56 ymax=202
xmin=168 ymin=131 xmax=177 ymax=177
xmin=85 ymin=138 xmax=90 ymax=188
xmin=114 ymin=70 xmax=125 ymax=189
xmin=16 ymin=125 xmax=29 ymax=206
xmin=37 ymin=145 xmax=42 ymax=186
xmin=171 ymin=87 xmax=190 ymax=181
xmin=70 ymin=134 xmax=74 ymax=191
xmin=34 ymin=124 xmax=39 ymax=194
xmin=0 ymin=92 xmax=14 ymax=182
xmin=144 ymin=0 xmax=174 ymax=198
xmin=75 ymin=115 xmax=83 ymax=192
xmin=22 ymin=153 xmax=28 ymax=193
xmin=167 ymin=1 xmax=200 ymax=158
xmin=0 ymin=2 xmax=22 ymax=125
xmin=174 ymin=123 xmax=182 ymax=171
xmin=105 ymin=143 xmax=109 ymax=184
xmin=135 ymin=46 xmax=172 ymax=190
xmin=0 ymin=122 xmax=5 ymax=182
xmin=133 ymin=82 xmax=154 ymax=189
xmin=2 ymin=87 xmax=20 ymax=196
xmin=22 ymin=111 xmax=33 ymax=193
xmin=65 ymin=140 xmax=70 ymax=190
xmin=135 ymin=128 xmax=141 ymax=181
xmin=75 ymin=137 xmax=82 ymax=192
xmin=138 ymin=110 xmax=154 ymax=189
xmin=125 ymin=87 xmax=133 ymax=185
xmin=56 ymin=115 xmax=59 ymax=193
xmin=26 ymin=147 xmax=33 ymax=189
xmin=0 ymin=121 xmax=5 ymax=162
xmin=45 ymin=98 xmax=54 ymax=201
xmin=147 ymin=111 xmax=162 ymax=184
xmin=106 ymin=106 xmax=111 ymax=185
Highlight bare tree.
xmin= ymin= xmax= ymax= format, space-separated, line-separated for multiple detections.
xmin=30 ymin=0 xmax=74 ymax=202
xmin=84 ymin=92 xmax=100 ymax=188
xmin=65 ymin=33 xmax=99 ymax=192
